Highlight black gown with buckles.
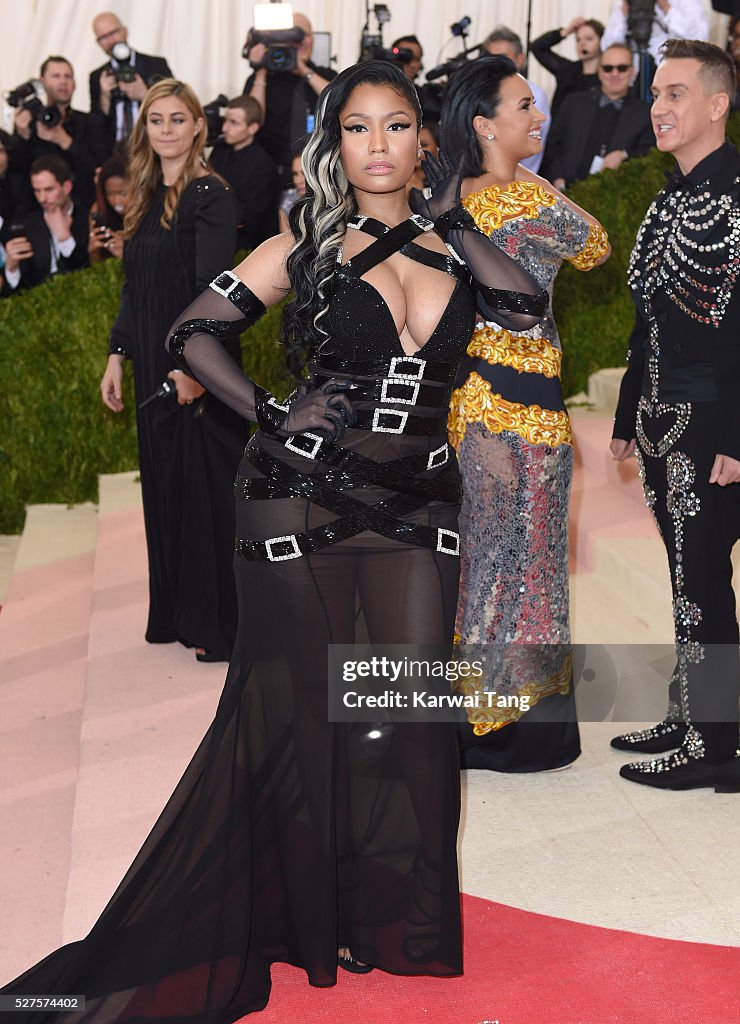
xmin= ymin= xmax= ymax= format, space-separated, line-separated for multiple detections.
xmin=1 ymin=213 xmax=545 ymax=1024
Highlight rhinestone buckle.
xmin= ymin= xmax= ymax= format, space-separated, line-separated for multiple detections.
xmin=284 ymin=432 xmax=323 ymax=459
xmin=265 ymin=535 xmax=302 ymax=561
xmin=372 ymin=408 xmax=408 ymax=433
xmin=436 ymin=528 xmax=460 ymax=555
xmin=268 ymin=396 xmax=289 ymax=413
xmin=380 ymin=378 xmax=420 ymax=406
xmin=209 ymin=270 xmax=241 ymax=297
xmin=409 ymin=213 xmax=435 ymax=232
xmin=388 ymin=355 xmax=425 ymax=381
xmin=427 ymin=444 xmax=449 ymax=470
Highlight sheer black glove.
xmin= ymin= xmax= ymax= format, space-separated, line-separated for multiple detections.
xmin=410 ymin=152 xmax=548 ymax=331
xmin=254 ymin=379 xmax=355 ymax=442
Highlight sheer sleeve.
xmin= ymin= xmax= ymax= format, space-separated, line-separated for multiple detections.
xmin=409 ymin=159 xmax=548 ymax=333
xmin=166 ymin=270 xmax=354 ymax=440
xmin=167 ymin=270 xmax=271 ymax=424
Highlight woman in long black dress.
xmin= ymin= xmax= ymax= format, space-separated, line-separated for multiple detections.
xmin=3 ymin=62 xmax=544 ymax=1022
xmin=99 ymin=79 xmax=247 ymax=663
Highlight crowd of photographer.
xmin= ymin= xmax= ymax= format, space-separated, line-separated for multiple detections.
xmin=0 ymin=2 xmax=725 ymax=299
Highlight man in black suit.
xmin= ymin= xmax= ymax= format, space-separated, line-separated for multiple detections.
xmin=89 ymin=11 xmax=173 ymax=152
xmin=209 ymin=96 xmax=279 ymax=251
xmin=610 ymin=40 xmax=740 ymax=791
xmin=12 ymin=56 xmax=106 ymax=209
xmin=1 ymin=155 xmax=88 ymax=296
xmin=541 ymin=44 xmax=655 ymax=188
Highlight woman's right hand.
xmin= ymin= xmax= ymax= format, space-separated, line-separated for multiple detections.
xmin=279 ymin=380 xmax=355 ymax=441
xmin=101 ymin=354 xmax=125 ymax=412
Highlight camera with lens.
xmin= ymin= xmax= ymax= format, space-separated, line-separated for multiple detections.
xmin=109 ymin=42 xmax=137 ymax=84
xmin=5 ymin=79 xmax=62 ymax=129
xmin=626 ymin=0 xmax=656 ymax=50
xmin=243 ymin=26 xmax=305 ymax=72
xmin=203 ymin=94 xmax=228 ymax=145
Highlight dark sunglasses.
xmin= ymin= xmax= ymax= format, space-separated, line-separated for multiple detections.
xmin=602 ymin=63 xmax=631 ymax=73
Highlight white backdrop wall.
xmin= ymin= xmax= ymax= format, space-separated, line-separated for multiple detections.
xmin=0 ymin=0 xmax=730 ymax=124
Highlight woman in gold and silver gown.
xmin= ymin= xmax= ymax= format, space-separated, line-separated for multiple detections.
xmin=441 ymin=56 xmax=611 ymax=772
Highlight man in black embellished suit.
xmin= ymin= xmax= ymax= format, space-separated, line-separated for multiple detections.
xmin=611 ymin=39 xmax=740 ymax=791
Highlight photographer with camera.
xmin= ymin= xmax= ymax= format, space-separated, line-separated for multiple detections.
xmin=243 ymin=11 xmax=335 ymax=187
xmin=0 ymin=154 xmax=88 ymax=296
xmin=0 ymin=130 xmax=33 ymax=233
xmin=90 ymin=11 xmax=173 ymax=152
xmin=11 ymin=56 xmax=106 ymax=209
xmin=602 ymin=1 xmax=708 ymax=63
xmin=390 ymin=34 xmax=423 ymax=81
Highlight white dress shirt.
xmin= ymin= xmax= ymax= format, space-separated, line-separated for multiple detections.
xmin=602 ymin=0 xmax=708 ymax=63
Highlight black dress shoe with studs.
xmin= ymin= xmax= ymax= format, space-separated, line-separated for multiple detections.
xmin=611 ymin=718 xmax=688 ymax=754
xmin=620 ymin=735 xmax=740 ymax=792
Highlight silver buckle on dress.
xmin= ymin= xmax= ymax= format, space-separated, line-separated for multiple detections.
xmin=265 ymin=535 xmax=302 ymax=561
xmin=284 ymin=432 xmax=323 ymax=459
xmin=209 ymin=270 xmax=241 ymax=297
xmin=427 ymin=444 xmax=449 ymax=470
xmin=388 ymin=355 xmax=425 ymax=381
xmin=372 ymin=408 xmax=408 ymax=434
xmin=268 ymin=396 xmax=289 ymax=413
xmin=436 ymin=528 xmax=460 ymax=555
xmin=409 ymin=213 xmax=435 ymax=232
xmin=381 ymin=378 xmax=420 ymax=406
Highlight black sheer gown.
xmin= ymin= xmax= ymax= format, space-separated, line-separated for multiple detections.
xmin=2 ymin=213 xmax=544 ymax=1023
xmin=109 ymin=174 xmax=248 ymax=661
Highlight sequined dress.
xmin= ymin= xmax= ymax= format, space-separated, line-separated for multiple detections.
xmin=2 ymin=214 xmax=531 ymax=1023
xmin=449 ymin=181 xmax=609 ymax=772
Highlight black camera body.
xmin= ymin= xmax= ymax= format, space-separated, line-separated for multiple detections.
xmin=110 ymin=42 xmax=137 ymax=84
xmin=360 ymin=43 xmax=414 ymax=65
xmin=5 ymin=80 xmax=62 ymax=128
xmin=244 ymin=27 xmax=306 ymax=72
xmin=203 ymin=94 xmax=228 ymax=145
xmin=627 ymin=0 xmax=656 ymax=50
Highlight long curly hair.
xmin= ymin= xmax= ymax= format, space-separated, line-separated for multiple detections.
xmin=124 ymin=79 xmax=207 ymax=238
xmin=281 ymin=60 xmax=422 ymax=378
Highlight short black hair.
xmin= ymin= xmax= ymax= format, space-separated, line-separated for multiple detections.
xmin=440 ymin=55 xmax=519 ymax=177
xmin=40 ymin=55 xmax=74 ymax=77
xmin=29 ymin=154 xmax=74 ymax=184
xmin=391 ymin=34 xmax=422 ymax=53
xmin=661 ymin=38 xmax=736 ymax=107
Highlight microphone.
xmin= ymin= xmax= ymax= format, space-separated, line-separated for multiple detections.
xmin=138 ymin=379 xmax=177 ymax=410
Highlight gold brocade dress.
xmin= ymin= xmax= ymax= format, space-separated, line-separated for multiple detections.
xmin=450 ymin=180 xmax=609 ymax=772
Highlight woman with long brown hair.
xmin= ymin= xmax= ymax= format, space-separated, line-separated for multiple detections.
xmin=99 ymin=79 xmax=246 ymax=662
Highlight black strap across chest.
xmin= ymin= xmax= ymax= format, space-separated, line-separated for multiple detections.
xmin=342 ymin=215 xmax=468 ymax=283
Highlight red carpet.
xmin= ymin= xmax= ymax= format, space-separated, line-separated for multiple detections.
xmin=245 ymin=894 xmax=740 ymax=1024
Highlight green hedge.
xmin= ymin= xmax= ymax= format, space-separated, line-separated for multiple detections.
xmin=2 ymin=117 xmax=738 ymax=533
xmin=0 ymin=258 xmax=288 ymax=533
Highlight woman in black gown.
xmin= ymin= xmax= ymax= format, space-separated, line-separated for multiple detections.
xmin=99 ymin=79 xmax=247 ymax=663
xmin=3 ymin=62 xmax=545 ymax=1022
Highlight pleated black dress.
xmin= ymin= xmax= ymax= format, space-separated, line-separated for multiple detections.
xmin=108 ymin=175 xmax=247 ymax=661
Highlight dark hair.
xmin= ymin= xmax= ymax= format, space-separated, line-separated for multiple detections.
xmin=29 ymin=153 xmax=73 ymax=184
xmin=226 ymin=94 xmax=263 ymax=127
xmin=95 ymin=155 xmax=128 ymax=228
xmin=0 ymin=128 xmax=13 ymax=152
xmin=440 ymin=55 xmax=519 ymax=177
xmin=40 ymin=55 xmax=73 ymax=77
xmin=660 ymin=38 xmax=736 ymax=107
xmin=484 ymin=26 xmax=523 ymax=58
xmin=391 ymin=34 xmax=422 ymax=53
xmin=579 ymin=19 xmax=605 ymax=39
xmin=281 ymin=60 xmax=422 ymax=378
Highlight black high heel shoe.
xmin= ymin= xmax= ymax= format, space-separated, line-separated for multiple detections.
xmin=337 ymin=950 xmax=374 ymax=974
